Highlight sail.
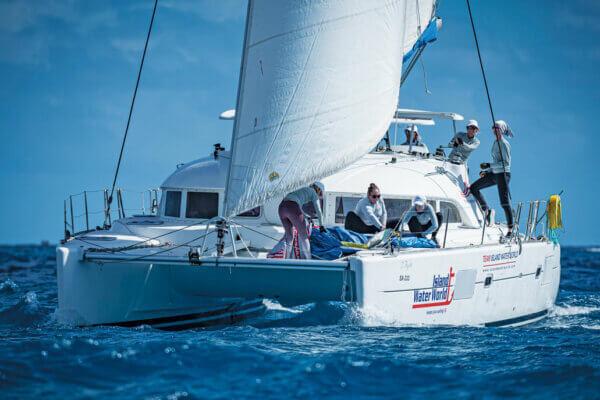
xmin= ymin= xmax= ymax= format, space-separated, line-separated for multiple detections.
xmin=224 ymin=0 xmax=437 ymax=217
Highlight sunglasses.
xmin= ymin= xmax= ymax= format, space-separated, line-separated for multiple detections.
xmin=467 ymin=126 xmax=477 ymax=129
xmin=370 ymin=194 xmax=381 ymax=199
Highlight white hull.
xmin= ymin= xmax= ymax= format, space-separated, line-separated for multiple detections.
xmin=56 ymin=239 xmax=560 ymax=328
xmin=354 ymin=241 xmax=560 ymax=327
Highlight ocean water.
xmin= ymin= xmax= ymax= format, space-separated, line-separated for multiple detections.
xmin=0 ymin=245 xmax=599 ymax=399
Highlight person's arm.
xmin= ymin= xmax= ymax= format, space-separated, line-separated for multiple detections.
xmin=461 ymin=136 xmax=480 ymax=151
xmin=311 ymin=191 xmax=325 ymax=228
xmin=400 ymin=207 xmax=414 ymax=231
xmin=363 ymin=203 xmax=384 ymax=229
xmin=423 ymin=206 xmax=439 ymax=236
xmin=380 ymin=199 xmax=387 ymax=228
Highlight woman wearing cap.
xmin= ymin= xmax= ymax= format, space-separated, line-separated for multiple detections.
xmin=345 ymin=183 xmax=387 ymax=234
xmin=399 ymin=196 xmax=443 ymax=240
xmin=279 ymin=183 xmax=326 ymax=259
xmin=448 ymin=120 xmax=480 ymax=164
xmin=470 ymin=120 xmax=514 ymax=237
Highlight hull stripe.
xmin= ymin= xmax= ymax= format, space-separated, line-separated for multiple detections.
xmin=484 ymin=309 xmax=548 ymax=327
xmin=92 ymin=299 xmax=265 ymax=328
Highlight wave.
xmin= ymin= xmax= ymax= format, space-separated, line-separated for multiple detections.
xmin=552 ymin=305 xmax=600 ymax=317
xmin=0 ymin=291 xmax=47 ymax=327
xmin=0 ymin=279 xmax=18 ymax=293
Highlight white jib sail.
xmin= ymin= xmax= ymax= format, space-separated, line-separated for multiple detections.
xmin=224 ymin=0 xmax=436 ymax=217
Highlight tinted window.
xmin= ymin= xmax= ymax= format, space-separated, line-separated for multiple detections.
xmin=164 ymin=191 xmax=182 ymax=218
xmin=334 ymin=197 xmax=361 ymax=224
xmin=237 ymin=207 xmax=261 ymax=217
xmin=440 ymin=201 xmax=461 ymax=223
xmin=186 ymin=192 xmax=219 ymax=219
xmin=383 ymin=198 xmax=412 ymax=220
xmin=335 ymin=197 xmax=413 ymax=224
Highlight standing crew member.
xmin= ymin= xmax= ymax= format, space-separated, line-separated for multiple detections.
xmin=400 ymin=196 xmax=443 ymax=240
xmin=448 ymin=120 xmax=480 ymax=164
xmin=470 ymin=120 xmax=514 ymax=237
xmin=279 ymin=184 xmax=326 ymax=259
xmin=345 ymin=183 xmax=387 ymax=233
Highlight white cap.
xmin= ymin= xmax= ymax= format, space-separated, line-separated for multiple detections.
xmin=466 ymin=120 xmax=479 ymax=130
xmin=404 ymin=124 xmax=418 ymax=133
xmin=412 ymin=195 xmax=426 ymax=207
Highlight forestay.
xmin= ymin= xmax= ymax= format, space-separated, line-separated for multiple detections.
xmin=224 ymin=0 xmax=437 ymax=217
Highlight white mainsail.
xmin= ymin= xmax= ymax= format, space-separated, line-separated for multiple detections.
xmin=224 ymin=0 xmax=437 ymax=217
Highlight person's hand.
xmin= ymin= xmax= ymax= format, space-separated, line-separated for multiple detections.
xmin=319 ymin=226 xmax=327 ymax=233
xmin=479 ymin=171 xmax=486 ymax=178
xmin=480 ymin=162 xmax=490 ymax=169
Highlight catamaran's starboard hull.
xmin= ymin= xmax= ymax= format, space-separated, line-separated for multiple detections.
xmin=56 ymin=241 xmax=559 ymax=329
xmin=353 ymin=241 xmax=560 ymax=327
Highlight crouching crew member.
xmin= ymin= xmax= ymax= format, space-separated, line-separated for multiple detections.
xmin=345 ymin=183 xmax=387 ymax=234
xmin=470 ymin=120 xmax=514 ymax=237
xmin=402 ymin=125 xmax=422 ymax=146
xmin=400 ymin=196 xmax=443 ymax=240
xmin=448 ymin=119 xmax=480 ymax=164
xmin=279 ymin=183 xmax=326 ymax=259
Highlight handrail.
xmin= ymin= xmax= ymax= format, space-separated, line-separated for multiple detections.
xmin=63 ymin=187 xmax=160 ymax=239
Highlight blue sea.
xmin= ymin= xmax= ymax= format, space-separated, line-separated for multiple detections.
xmin=0 ymin=245 xmax=599 ymax=399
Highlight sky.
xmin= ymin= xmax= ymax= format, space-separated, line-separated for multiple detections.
xmin=0 ymin=0 xmax=598 ymax=245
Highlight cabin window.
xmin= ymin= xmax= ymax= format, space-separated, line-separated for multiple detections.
xmin=335 ymin=196 xmax=413 ymax=224
xmin=383 ymin=198 xmax=412 ymax=220
xmin=186 ymin=192 xmax=219 ymax=219
xmin=334 ymin=197 xmax=360 ymax=223
xmin=440 ymin=201 xmax=461 ymax=223
xmin=164 ymin=191 xmax=182 ymax=218
xmin=237 ymin=206 xmax=261 ymax=218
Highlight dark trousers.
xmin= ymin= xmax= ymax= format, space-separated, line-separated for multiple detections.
xmin=345 ymin=211 xmax=380 ymax=234
xmin=470 ymin=172 xmax=514 ymax=228
xmin=408 ymin=212 xmax=443 ymax=239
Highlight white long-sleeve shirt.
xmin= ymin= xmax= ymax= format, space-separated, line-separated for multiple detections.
xmin=490 ymin=136 xmax=511 ymax=173
xmin=354 ymin=197 xmax=387 ymax=228
xmin=284 ymin=187 xmax=324 ymax=227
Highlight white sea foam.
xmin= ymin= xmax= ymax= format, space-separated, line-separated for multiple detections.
xmin=585 ymin=247 xmax=600 ymax=253
xmin=0 ymin=279 xmax=18 ymax=293
xmin=553 ymin=305 xmax=600 ymax=317
xmin=263 ymin=299 xmax=303 ymax=314
xmin=583 ymin=324 xmax=600 ymax=330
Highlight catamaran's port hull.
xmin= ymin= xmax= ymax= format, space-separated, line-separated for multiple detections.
xmin=56 ymin=241 xmax=559 ymax=329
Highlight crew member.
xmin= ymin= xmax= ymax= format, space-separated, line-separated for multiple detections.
xmin=400 ymin=196 xmax=443 ymax=240
xmin=470 ymin=120 xmax=514 ymax=237
xmin=448 ymin=120 xmax=480 ymax=164
xmin=279 ymin=183 xmax=326 ymax=259
xmin=345 ymin=183 xmax=387 ymax=234
xmin=402 ymin=125 xmax=422 ymax=146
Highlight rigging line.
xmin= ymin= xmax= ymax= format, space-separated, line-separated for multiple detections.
xmin=106 ymin=0 xmax=159 ymax=215
xmin=117 ymin=218 xmax=216 ymax=252
xmin=89 ymin=230 xmax=216 ymax=264
xmin=465 ymin=0 xmax=512 ymax=203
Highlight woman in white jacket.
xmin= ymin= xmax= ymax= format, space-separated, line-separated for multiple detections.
xmin=345 ymin=183 xmax=387 ymax=234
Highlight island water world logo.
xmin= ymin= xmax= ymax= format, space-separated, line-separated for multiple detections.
xmin=412 ymin=267 xmax=455 ymax=309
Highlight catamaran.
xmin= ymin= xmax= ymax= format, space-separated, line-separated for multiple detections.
xmin=56 ymin=0 xmax=561 ymax=329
